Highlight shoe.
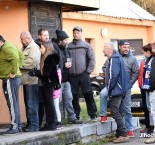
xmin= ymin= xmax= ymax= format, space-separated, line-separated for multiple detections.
xmin=56 ymin=122 xmax=63 ymax=130
xmin=128 ymin=131 xmax=134 ymax=137
xmin=18 ymin=127 xmax=23 ymax=132
xmin=39 ymin=124 xmax=56 ymax=131
xmin=113 ymin=136 xmax=129 ymax=143
xmin=68 ymin=119 xmax=83 ymax=124
xmin=145 ymin=137 xmax=155 ymax=144
xmin=24 ymin=126 xmax=39 ymax=132
xmin=100 ymin=116 xmax=107 ymax=123
xmin=4 ymin=128 xmax=19 ymax=134
xmin=91 ymin=117 xmax=98 ymax=122
xmin=140 ymin=127 xmax=148 ymax=133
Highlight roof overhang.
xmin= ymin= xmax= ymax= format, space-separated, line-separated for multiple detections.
xmin=28 ymin=0 xmax=100 ymax=11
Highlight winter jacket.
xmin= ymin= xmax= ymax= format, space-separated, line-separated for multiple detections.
xmin=0 ymin=41 xmax=24 ymax=79
xmin=21 ymin=40 xmax=41 ymax=85
xmin=106 ymin=51 xmax=132 ymax=96
xmin=68 ymin=39 xmax=95 ymax=76
xmin=149 ymin=58 xmax=155 ymax=91
xmin=120 ymin=53 xmax=139 ymax=85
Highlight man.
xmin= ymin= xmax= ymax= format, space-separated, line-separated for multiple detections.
xmin=0 ymin=35 xmax=24 ymax=134
xmin=54 ymin=29 xmax=82 ymax=124
xmin=100 ymin=40 xmax=139 ymax=137
xmin=118 ymin=40 xmax=139 ymax=137
xmin=145 ymin=42 xmax=155 ymax=144
xmin=20 ymin=31 xmax=41 ymax=132
xmin=68 ymin=26 xmax=97 ymax=121
xmin=35 ymin=28 xmax=62 ymax=127
xmin=103 ymin=42 xmax=131 ymax=143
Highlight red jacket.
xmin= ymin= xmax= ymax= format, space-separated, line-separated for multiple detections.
xmin=138 ymin=59 xmax=144 ymax=88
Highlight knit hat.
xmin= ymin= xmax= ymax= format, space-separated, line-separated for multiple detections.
xmin=56 ymin=29 xmax=69 ymax=41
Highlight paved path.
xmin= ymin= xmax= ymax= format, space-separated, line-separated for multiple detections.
xmin=105 ymin=129 xmax=149 ymax=145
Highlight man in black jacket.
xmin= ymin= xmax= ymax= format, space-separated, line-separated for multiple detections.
xmin=68 ymin=26 xmax=97 ymax=121
xmin=54 ymin=29 xmax=82 ymax=124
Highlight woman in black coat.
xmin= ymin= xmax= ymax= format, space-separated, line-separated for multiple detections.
xmin=29 ymin=41 xmax=60 ymax=131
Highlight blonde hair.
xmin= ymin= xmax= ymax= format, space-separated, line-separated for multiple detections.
xmin=40 ymin=41 xmax=55 ymax=74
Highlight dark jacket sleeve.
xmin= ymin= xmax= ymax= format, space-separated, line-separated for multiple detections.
xmin=149 ymin=58 xmax=155 ymax=91
xmin=86 ymin=43 xmax=95 ymax=74
xmin=52 ymin=41 xmax=63 ymax=72
xmin=131 ymin=56 xmax=139 ymax=85
xmin=108 ymin=58 xmax=120 ymax=95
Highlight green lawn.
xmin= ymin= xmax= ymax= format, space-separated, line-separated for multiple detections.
xmin=80 ymin=98 xmax=100 ymax=121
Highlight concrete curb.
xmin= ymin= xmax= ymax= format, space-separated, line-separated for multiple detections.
xmin=0 ymin=117 xmax=140 ymax=145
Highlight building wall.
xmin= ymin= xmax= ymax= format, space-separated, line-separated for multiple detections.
xmin=0 ymin=1 xmax=63 ymax=124
xmin=63 ymin=12 xmax=155 ymax=74
xmin=0 ymin=1 xmax=28 ymax=124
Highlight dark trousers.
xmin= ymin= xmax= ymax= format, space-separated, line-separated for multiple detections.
xmin=2 ymin=77 xmax=21 ymax=129
xmin=70 ymin=72 xmax=97 ymax=119
xmin=110 ymin=96 xmax=127 ymax=137
xmin=141 ymin=89 xmax=153 ymax=129
xmin=38 ymin=86 xmax=45 ymax=127
xmin=42 ymin=86 xmax=57 ymax=126
xmin=23 ymin=84 xmax=39 ymax=128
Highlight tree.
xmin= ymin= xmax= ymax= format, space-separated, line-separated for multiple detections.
xmin=132 ymin=0 xmax=155 ymax=16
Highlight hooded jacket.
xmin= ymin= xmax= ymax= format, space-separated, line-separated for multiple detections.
xmin=106 ymin=51 xmax=132 ymax=96
xmin=68 ymin=39 xmax=95 ymax=76
xmin=120 ymin=52 xmax=139 ymax=85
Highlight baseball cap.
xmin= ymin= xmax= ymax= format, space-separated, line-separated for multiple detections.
xmin=119 ymin=40 xmax=130 ymax=46
xmin=73 ymin=26 xmax=82 ymax=32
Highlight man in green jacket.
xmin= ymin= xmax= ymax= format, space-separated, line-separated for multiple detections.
xmin=0 ymin=35 xmax=24 ymax=134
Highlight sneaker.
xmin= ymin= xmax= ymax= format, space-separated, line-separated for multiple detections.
xmin=18 ymin=127 xmax=23 ymax=132
xmin=128 ymin=131 xmax=134 ymax=137
xmin=68 ymin=119 xmax=83 ymax=124
xmin=145 ymin=137 xmax=155 ymax=144
xmin=56 ymin=122 xmax=63 ymax=130
xmin=39 ymin=124 xmax=56 ymax=131
xmin=24 ymin=126 xmax=39 ymax=132
xmin=140 ymin=127 xmax=148 ymax=133
xmin=100 ymin=116 xmax=107 ymax=123
xmin=4 ymin=128 xmax=19 ymax=135
xmin=91 ymin=117 xmax=98 ymax=122
xmin=113 ymin=136 xmax=129 ymax=143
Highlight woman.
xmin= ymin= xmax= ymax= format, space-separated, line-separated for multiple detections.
xmin=29 ymin=41 xmax=61 ymax=131
xmin=138 ymin=43 xmax=154 ymax=134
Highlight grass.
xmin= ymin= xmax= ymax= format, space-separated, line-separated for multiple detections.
xmin=80 ymin=98 xmax=100 ymax=121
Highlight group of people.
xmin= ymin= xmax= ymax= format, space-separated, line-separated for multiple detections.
xmin=0 ymin=26 xmax=97 ymax=134
xmin=1 ymin=26 xmax=155 ymax=144
xmin=100 ymin=40 xmax=155 ymax=144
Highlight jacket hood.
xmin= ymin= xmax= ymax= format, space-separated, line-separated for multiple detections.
xmin=111 ymin=50 xmax=120 ymax=58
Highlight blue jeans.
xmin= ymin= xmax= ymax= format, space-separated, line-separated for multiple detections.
xmin=100 ymin=87 xmax=108 ymax=116
xmin=23 ymin=84 xmax=39 ymax=128
xmin=122 ymin=89 xmax=133 ymax=131
xmin=61 ymin=82 xmax=76 ymax=121
xmin=100 ymin=88 xmax=133 ymax=131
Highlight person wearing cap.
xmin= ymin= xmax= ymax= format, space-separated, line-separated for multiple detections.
xmin=118 ymin=40 xmax=139 ymax=137
xmin=54 ymin=29 xmax=82 ymax=124
xmin=67 ymin=26 xmax=97 ymax=121
xmin=0 ymin=35 xmax=24 ymax=134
